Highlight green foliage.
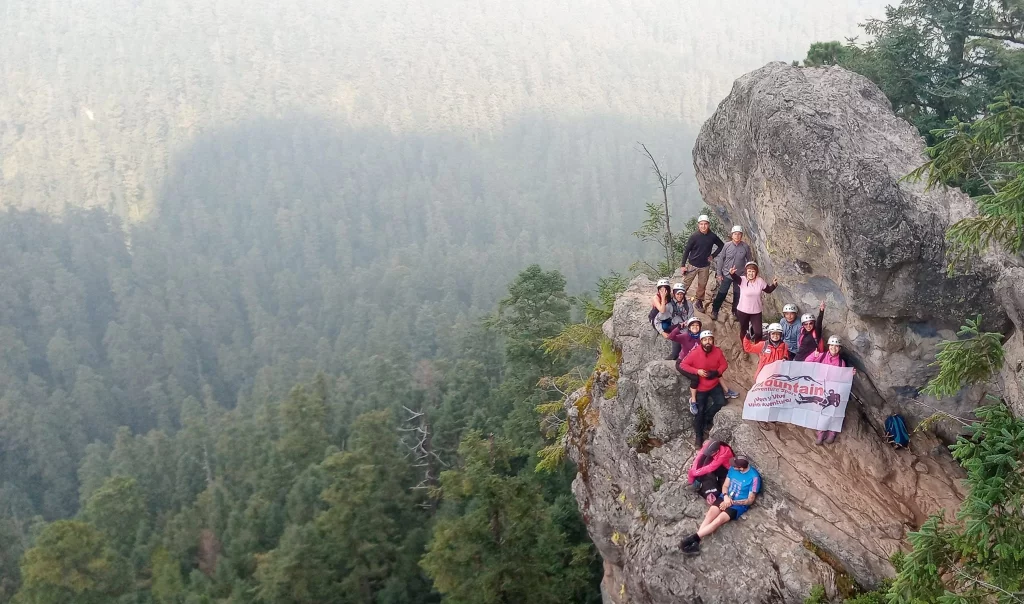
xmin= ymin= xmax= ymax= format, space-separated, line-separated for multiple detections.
xmin=906 ymin=95 xmax=1024 ymax=266
xmin=632 ymin=202 xmax=678 ymax=277
xmin=805 ymin=1 xmax=1024 ymax=137
xmin=921 ymin=315 xmax=1005 ymax=399
xmin=626 ymin=407 xmax=655 ymax=451
xmin=15 ymin=520 xmax=128 ymax=604
xmin=888 ymin=403 xmax=1024 ymax=603
xmin=81 ymin=476 xmax=146 ymax=557
xmin=422 ymin=432 xmax=595 ymax=604
xmin=803 ymin=584 xmax=827 ymax=604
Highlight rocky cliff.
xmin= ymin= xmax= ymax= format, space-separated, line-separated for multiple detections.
xmin=567 ymin=63 xmax=1024 ymax=603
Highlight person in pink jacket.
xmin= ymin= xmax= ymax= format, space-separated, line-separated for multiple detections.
xmin=687 ymin=439 xmax=735 ymax=503
xmin=807 ymin=335 xmax=855 ymax=445
xmin=728 ymin=261 xmax=778 ymax=343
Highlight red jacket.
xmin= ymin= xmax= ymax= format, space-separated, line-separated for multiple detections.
xmin=680 ymin=344 xmax=729 ymax=392
xmin=743 ymin=336 xmax=790 ymax=381
xmin=687 ymin=440 xmax=735 ymax=484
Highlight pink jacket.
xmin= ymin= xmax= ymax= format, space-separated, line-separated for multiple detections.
xmin=687 ymin=441 xmax=735 ymax=484
xmin=806 ymin=350 xmax=846 ymax=367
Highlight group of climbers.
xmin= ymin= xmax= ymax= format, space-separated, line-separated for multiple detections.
xmin=643 ymin=214 xmax=866 ymax=557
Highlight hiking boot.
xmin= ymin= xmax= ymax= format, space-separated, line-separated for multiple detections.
xmin=825 ymin=431 xmax=837 ymax=444
xmin=682 ymin=541 xmax=701 ymax=556
xmin=710 ymin=311 xmax=719 ymax=321
xmin=666 ymin=354 xmax=678 ymax=361
xmin=680 ymin=534 xmax=698 ymax=549
xmin=695 ymin=300 xmax=705 ymax=312
xmin=815 ymin=431 xmax=826 ymax=446
xmin=725 ymin=389 xmax=739 ymax=399
xmin=689 ymin=400 xmax=698 ymax=415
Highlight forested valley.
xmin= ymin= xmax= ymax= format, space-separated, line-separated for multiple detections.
xmin=0 ymin=0 xmax=892 ymax=601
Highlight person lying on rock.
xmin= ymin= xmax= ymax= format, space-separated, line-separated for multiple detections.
xmin=728 ymin=261 xmax=778 ymax=343
xmin=710 ymin=225 xmax=752 ymax=322
xmin=671 ymin=318 xmax=740 ymax=414
xmin=793 ymin=301 xmax=826 ymax=362
xmin=687 ymin=439 xmax=735 ymax=504
xmin=742 ymin=322 xmax=789 ymax=382
xmin=780 ymin=303 xmax=801 ymax=360
xmin=806 ymin=335 xmax=856 ymax=445
xmin=679 ymin=214 xmax=724 ymax=313
xmin=680 ymin=456 xmax=762 ymax=556
xmin=679 ymin=330 xmax=730 ymax=448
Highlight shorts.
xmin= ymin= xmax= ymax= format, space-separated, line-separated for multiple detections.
xmin=713 ymin=496 xmax=750 ymax=520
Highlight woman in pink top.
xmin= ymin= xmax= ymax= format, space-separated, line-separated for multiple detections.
xmin=728 ymin=261 xmax=778 ymax=343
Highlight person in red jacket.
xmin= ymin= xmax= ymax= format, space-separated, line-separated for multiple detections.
xmin=742 ymin=322 xmax=789 ymax=382
xmin=670 ymin=318 xmax=740 ymax=414
xmin=680 ymin=330 xmax=729 ymax=448
xmin=687 ymin=439 xmax=735 ymax=504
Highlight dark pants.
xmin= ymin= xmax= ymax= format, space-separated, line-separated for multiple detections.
xmin=736 ymin=310 xmax=762 ymax=342
xmin=676 ymin=364 xmax=700 ymax=391
xmin=694 ymin=465 xmax=729 ymax=498
xmin=670 ymin=339 xmax=682 ymax=360
xmin=693 ymin=384 xmax=727 ymax=446
xmin=711 ymin=275 xmax=740 ymax=314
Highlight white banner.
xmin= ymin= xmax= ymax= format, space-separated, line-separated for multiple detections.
xmin=741 ymin=361 xmax=854 ymax=432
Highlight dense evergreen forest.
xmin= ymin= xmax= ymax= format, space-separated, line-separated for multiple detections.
xmin=0 ymin=0 xmax=894 ymax=601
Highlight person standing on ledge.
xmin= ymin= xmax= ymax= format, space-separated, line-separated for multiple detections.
xmin=680 ymin=214 xmax=724 ymax=312
xmin=710 ymin=225 xmax=752 ymax=321
xmin=679 ymin=330 xmax=730 ymax=448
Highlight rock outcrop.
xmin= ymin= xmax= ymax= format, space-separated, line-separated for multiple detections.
xmin=692 ymin=62 xmax=1022 ymax=436
xmin=570 ymin=278 xmax=965 ymax=603
xmin=568 ymin=63 xmax=1023 ymax=603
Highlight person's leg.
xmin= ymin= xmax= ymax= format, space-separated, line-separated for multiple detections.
xmin=736 ymin=310 xmax=751 ymax=342
xmin=695 ymin=267 xmax=710 ymax=307
xmin=730 ymin=279 xmax=742 ymax=317
xmin=693 ymin=389 xmax=711 ymax=447
xmin=711 ymin=274 xmax=732 ymax=316
xmin=825 ymin=430 xmax=838 ymax=444
xmin=696 ymin=512 xmax=732 ymax=538
xmin=815 ymin=429 xmax=826 ymax=445
xmin=751 ymin=312 xmax=763 ymax=342
xmin=669 ymin=339 xmax=682 ymax=360
xmin=704 ymin=385 xmax=727 ymax=428
xmin=698 ymin=506 xmax=724 ymax=531
xmin=676 ymin=366 xmax=700 ymax=413
xmin=682 ymin=265 xmax=697 ymax=297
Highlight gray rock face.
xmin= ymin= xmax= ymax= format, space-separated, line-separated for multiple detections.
xmin=691 ymin=62 xmax=1021 ymax=437
xmin=569 ymin=277 xmax=965 ymax=604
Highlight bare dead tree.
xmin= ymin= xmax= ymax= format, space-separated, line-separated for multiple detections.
xmin=637 ymin=142 xmax=683 ymax=270
xmin=399 ymin=405 xmax=447 ymax=510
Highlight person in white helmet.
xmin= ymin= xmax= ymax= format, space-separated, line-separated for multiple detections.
xmin=780 ymin=303 xmax=801 ymax=360
xmin=663 ymin=283 xmax=695 ymax=359
xmin=679 ymin=330 xmax=730 ymax=448
xmin=728 ymin=260 xmax=778 ymax=343
xmin=650 ymin=278 xmax=673 ymax=332
xmin=742 ymin=322 xmax=789 ymax=381
xmin=680 ymin=214 xmax=724 ymax=312
xmin=710 ymin=225 xmax=752 ymax=321
xmin=794 ymin=302 xmax=826 ymax=362
xmin=806 ymin=335 xmax=856 ymax=445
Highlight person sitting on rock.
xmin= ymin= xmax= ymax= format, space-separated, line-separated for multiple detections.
xmin=680 ymin=456 xmax=762 ymax=556
xmin=651 ymin=277 xmax=673 ymax=330
xmin=670 ymin=318 xmax=739 ymax=414
xmin=793 ymin=302 xmax=826 ymax=362
xmin=806 ymin=335 xmax=855 ymax=445
xmin=687 ymin=439 xmax=735 ymax=504
xmin=729 ymin=261 xmax=778 ymax=343
xmin=679 ymin=214 xmax=724 ymax=312
xmin=780 ymin=303 xmax=801 ymax=360
xmin=679 ymin=330 xmax=730 ymax=448
xmin=710 ymin=225 xmax=752 ymax=322
xmin=742 ymin=322 xmax=789 ymax=382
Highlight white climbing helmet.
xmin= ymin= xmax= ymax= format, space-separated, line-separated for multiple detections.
xmin=699 ymin=330 xmax=714 ymax=341
xmin=827 ymin=336 xmax=842 ymax=347
xmin=801 ymin=313 xmax=816 ymax=324
xmin=698 ymin=214 xmax=710 ymax=223
xmin=744 ymin=261 xmax=758 ymax=270
xmin=767 ymin=323 xmax=784 ymax=334
xmin=672 ymin=282 xmax=685 ymax=293
xmin=686 ymin=317 xmax=702 ymax=328
xmin=783 ymin=304 xmax=798 ymax=314
xmin=656 ymin=278 xmax=671 ymax=288
xmin=731 ymin=225 xmax=743 ymax=234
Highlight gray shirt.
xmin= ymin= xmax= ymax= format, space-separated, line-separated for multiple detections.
xmin=716 ymin=241 xmax=753 ymax=278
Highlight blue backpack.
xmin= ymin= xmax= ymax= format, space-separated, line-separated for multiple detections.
xmin=885 ymin=414 xmax=910 ymax=449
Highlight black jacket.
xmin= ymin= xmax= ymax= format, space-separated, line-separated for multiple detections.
xmin=681 ymin=231 xmax=725 ymax=269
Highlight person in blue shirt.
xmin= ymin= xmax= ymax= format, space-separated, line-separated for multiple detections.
xmin=680 ymin=456 xmax=761 ymax=556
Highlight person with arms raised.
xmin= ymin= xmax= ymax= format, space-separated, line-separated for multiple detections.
xmin=806 ymin=335 xmax=855 ymax=445
xmin=680 ymin=214 xmax=724 ymax=312
xmin=742 ymin=322 xmax=789 ymax=382
xmin=729 ymin=260 xmax=777 ymax=343
xmin=710 ymin=225 xmax=752 ymax=321
xmin=794 ymin=302 xmax=826 ymax=362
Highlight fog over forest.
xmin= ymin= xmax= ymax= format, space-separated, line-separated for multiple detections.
xmin=0 ymin=1 xmax=889 ymax=602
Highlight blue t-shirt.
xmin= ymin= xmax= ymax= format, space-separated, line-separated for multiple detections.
xmin=726 ymin=467 xmax=761 ymax=511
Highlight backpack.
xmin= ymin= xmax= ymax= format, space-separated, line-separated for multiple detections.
xmin=885 ymin=414 xmax=910 ymax=449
